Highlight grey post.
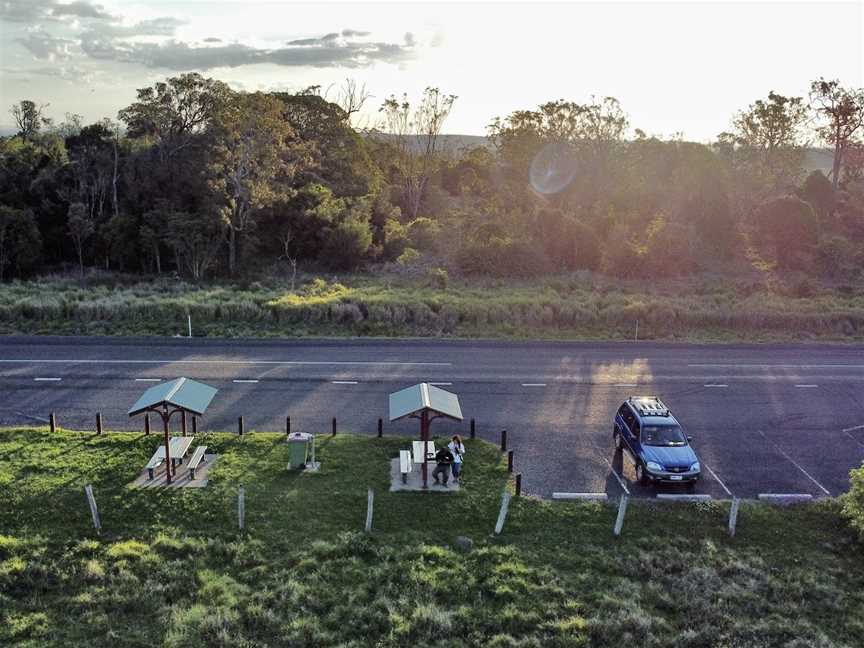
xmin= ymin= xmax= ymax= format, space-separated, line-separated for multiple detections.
xmin=96 ymin=412 xmax=103 ymax=435
xmin=238 ymin=416 xmax=244 ymax=436
xmin=365 ymin=488 xmax=374 ymax=532
xmin=613 ymin=495 xmax=629 ymax=537
xmin=332 ymin=417 xmax=337 ymax=436
xmin=494 ymin=490 xmax=512 ymax=535
xmin=84 ymin=484 xmax=101 ymax=533
xmin=188 ymin=314 xmax=192 ymax=338
xmin=310 ymin=435 xmax=316 ymax=467
xmin=728 ymin=497 xmax=741 ymax=537
xmin=49 ymin=412 xmax=56 ymax=433
xmin=238 ymin=485 xmax=245 ymax=530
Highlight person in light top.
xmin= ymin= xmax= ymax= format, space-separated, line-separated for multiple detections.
xmin=448 ymin=434 xmax=466 ymax=484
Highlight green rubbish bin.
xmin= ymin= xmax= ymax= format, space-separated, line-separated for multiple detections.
xmin=287 ymin=432 xmax=312 ymax=469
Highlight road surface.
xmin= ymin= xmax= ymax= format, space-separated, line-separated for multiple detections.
xmin=1 ymin=336 xmax=863 ymax=500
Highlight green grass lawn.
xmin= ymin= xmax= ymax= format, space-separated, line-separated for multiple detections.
xmin=1 ymin=428 xmax=863 ymax=647
xmin=1 ymin=272 xmax=863 ymax=341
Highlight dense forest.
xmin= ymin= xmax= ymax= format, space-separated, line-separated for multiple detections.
xmin=1 ymin=75 xmax=863 ymax=283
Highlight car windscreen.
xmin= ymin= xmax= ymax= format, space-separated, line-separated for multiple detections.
xmin=642 ymin=425 xmax=686 ymax=446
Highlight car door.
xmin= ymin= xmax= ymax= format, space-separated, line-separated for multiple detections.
xmin=617 ymin=404 xmax=637 ymax=455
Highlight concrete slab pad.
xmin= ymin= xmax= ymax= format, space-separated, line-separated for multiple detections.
xmin=129 ymin=453 xmax=218 ymax=489
xmin=389 ymin=458 xmax=461 ymax=493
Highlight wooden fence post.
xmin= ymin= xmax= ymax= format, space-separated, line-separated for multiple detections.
xmin=49 ymin=412 xmax=56 ymax=433
xmin=377 ymin=418 xmax=383 ymax=437
xmin=365 ymin=488 xmax=374 ymax=533
xmin=515 ymin=472 xmax=522 ymax=497
xmin=507 ymin=450 xmax=514 ymax=473
xmin=614 ymin=495 xmax=629 ymax=537
xmin=494 ymin=490 xmax=512 ymax=535
xmin=238 ymin=416 xmax=244 ymax=436
xmin=470 ymin=418 xmax=476 ymax=439
xmin=500 ymin=429 xmax=507 ymax=452
xmin=144 ymin=413 xmax=150 ymax=435
xmin=331 ymin=417 xmax=337 ymax=436
xmin=96 ymin=412 xmax=103 ymax=435
xmin=286 ymin=416 xmax=291 ymax=436
xmin=728 ymin=497 xmax=741 ymax=537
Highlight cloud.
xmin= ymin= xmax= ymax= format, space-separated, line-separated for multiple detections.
xmin=80 ymin=29 xmax=416 ymax=70
xmin=0 ymin=0 xmax=113 ymax=23
xmin=16 ymin=31 xmax=76 ymax=60
xmin=2 ymin=63 xmax=100 ymax=83
xmin=82 ymin=16 xmax=185 ymax=39
xmin=203 ymin=37 xmax=222 ymax=43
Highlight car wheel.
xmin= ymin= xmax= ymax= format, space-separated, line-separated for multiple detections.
xmin=635 ymin=463 xmax=649 ymax=486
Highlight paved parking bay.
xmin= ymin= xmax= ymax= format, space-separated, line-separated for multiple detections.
xmin=1 ymin=336 xmax=863 ymax=500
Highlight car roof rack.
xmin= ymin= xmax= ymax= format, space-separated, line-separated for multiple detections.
xmin=628 ymin=396 xmax=670 ymax=417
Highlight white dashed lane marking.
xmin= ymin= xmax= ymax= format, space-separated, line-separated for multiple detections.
xmin=233 ymin=379 xmax=259 ymax=384
xmin=795 ymin=384 xmax=819 ymax=388
xmin=521 ymin=383 xmax=546 ymax=387
xmin=704 ymin=384 xmax=728 ymax=388
xmin=331 ymin=380 xmax=359 ymax=385
xmin=34 ymin=377 xmax=61 ymax=382
xmin=134 ymin=378 xmax=161 ymax=382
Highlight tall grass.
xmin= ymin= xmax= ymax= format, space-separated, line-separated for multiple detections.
xmin=0 ymin=272 xmax=862 ymax=340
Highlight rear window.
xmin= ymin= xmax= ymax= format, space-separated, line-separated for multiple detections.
xmin=643 ymin=425 xmax=686 ymax=446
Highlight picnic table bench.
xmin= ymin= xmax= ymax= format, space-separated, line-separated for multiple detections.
xmin=187 ymin=446 xmax=207 ymax=480
xmin=144 ymin=436 xmax=195 ymax=480
xmin=399 ymin=449 xmax=413 ymax=483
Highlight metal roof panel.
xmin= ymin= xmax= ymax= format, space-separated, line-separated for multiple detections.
xmin=128 ymin=377 xmax=218 ymax=416
xmin=388 ymin=382 xmax=463 ymax=422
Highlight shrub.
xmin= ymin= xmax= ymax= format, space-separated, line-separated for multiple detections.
xmin=428 ymin=267 xmax=449 ymax=290
xmin=842 ymin=462 xmax=864 ymax=541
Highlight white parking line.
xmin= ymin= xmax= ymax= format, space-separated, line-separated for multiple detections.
xmin=134 ymin=378 xmax=161 ymax=382
xmin=844 ymin=430 xmax=864 ymax=448
xmin=758 ymin=431 xmax=830 ymax=496
xmin=521 ymin=383 xmax=546 ymax=387
xmin=233 ymin=379 xmax=259 ymax=384
xmin=705 ymin=464 xmax=733 ymax=496
xmin=704 ymin=384 xmax=728 ymax=388
xmin=0 ymin=359 xmax=451 ymax=366
xmin=602 ymin=457 xmax=630 ymax=495
xmin=552 ymin=492 xmax=608 ymax=501
xmin=842 ymin=424 xmax=864 ymax=433
xmin=332 ymin=380 xmax=359 ymax=385
xmin=656 ymin=494 xmax=712 ymax=501
xmin=795 ymin=384 xmax=819 ymax=388
xmin=34 ymin=377 xmax=61 ymax=382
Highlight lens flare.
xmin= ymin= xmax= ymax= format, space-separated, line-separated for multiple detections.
xmin=529 ymin=142 xmax=578 ymax=195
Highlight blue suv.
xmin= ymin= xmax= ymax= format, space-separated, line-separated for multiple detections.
xmin=613 ymin=397 xmax=701 ymax=487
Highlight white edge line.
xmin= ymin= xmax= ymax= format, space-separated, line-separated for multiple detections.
xmin=0 ymin=359 xmax=452 ymax=366
xmin=34 ymin=377 xmax=61 ymax=381
xmin=332 ymin=380 xmax=359 ymax=385
xmin=656 ymin=494 xmax=712 ymax=501
xmin=134 ymin=378 xmax=161 ymax=382
xmin=552 ymin=492 xmax=608 ymax=500
xmin=602 ymin=457 xmax=630 ymax=495
xmin=233 ymin=379 xmax=259 ymax=383
xmin=705 ymin=464 xmax=733 ymax=497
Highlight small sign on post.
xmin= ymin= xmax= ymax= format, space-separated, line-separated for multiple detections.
xmin=494 ymin=489 xmax=512 ymax=535
xmin=613 ymin=495 xmax=629 ymax=537
xmin=365 ymin=488 xmax=374 ymax=532
xmin=728 ymin=497 xmax=741 ymax=537
xmin=238 ymin=485 xmax=245 ymax=531
xmin=84 ymin=484 xmax=101 ymax=533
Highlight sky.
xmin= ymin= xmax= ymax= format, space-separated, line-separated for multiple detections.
xmin=0 ymin=0 xmax=862 ymax=141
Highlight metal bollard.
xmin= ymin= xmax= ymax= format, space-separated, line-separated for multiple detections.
xmin=286 ymin=416 xmax=291 ymax=435
xmin=49 ymin=412 xmax=56 ymax=433
xmin=507 ymin=450 xmax=514 ymax=473
xmin=377 ymin=418 xmax=383 ymax=437
xmin=332 ymin=417 xmax=337 ymax=436
xmin=500 ymin=429 xmax=507 ymax=452
xmin=96 ymin=412 xmax=103 ymax=435
xmin=470 ymin=418 xmax=476 ymax=439
xmin=238 ymin=416 xmax=244 ymax=436
xmin=144 ymin=413 xmax=150 ymax=435
xmin=515 ymin=472 xmax=522 ymax=497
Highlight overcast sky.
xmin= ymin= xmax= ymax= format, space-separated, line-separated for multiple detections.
xmin=1 ymin=0 xmax=862 ymax=140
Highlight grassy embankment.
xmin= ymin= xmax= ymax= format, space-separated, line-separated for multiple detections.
xmin=1 ymin=273 xmax=863 ymax=341
xmin=1 ymin=428 xmax=863 ymax=647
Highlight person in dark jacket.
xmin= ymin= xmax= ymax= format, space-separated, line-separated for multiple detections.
xmin=432 ymin=446 xmax=454 ymax=486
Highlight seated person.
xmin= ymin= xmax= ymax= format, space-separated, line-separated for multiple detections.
xmin=432 ymin=446 xmax=455 ymax=486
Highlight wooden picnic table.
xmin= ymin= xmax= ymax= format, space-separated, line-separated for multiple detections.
xmin=412 ymin=441 xmax=437 ymax=464
xmin=152 ymin=436 xmax=194 ymax=466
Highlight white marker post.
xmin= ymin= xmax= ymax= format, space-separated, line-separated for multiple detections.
xmin=613 ymin=495 xmax=629 ymax=537
xmin=365 ymin=488 xmax=374 ymax=533
xmin=728 ymin=497 xmax=741 ymax=537
xmin=238 ymin=485 xmax=245 ymax=531
xmin=84 ymin=484 xmax=101 ymax=533
xmin=494 ymin=490 xmax=512 ymax=535
xmin=187 ymin=314 xmax=192 ymax=338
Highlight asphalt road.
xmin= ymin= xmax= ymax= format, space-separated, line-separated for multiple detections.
xmin=2 ymin=336 xmax=863 ymax=500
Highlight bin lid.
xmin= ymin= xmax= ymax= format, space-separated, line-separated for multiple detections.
xmin=287 ymin=432 xmax=313 ymax=441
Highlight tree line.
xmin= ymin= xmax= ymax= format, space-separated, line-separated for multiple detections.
xmin=1 ymin=75 xmax=863 ymax=282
